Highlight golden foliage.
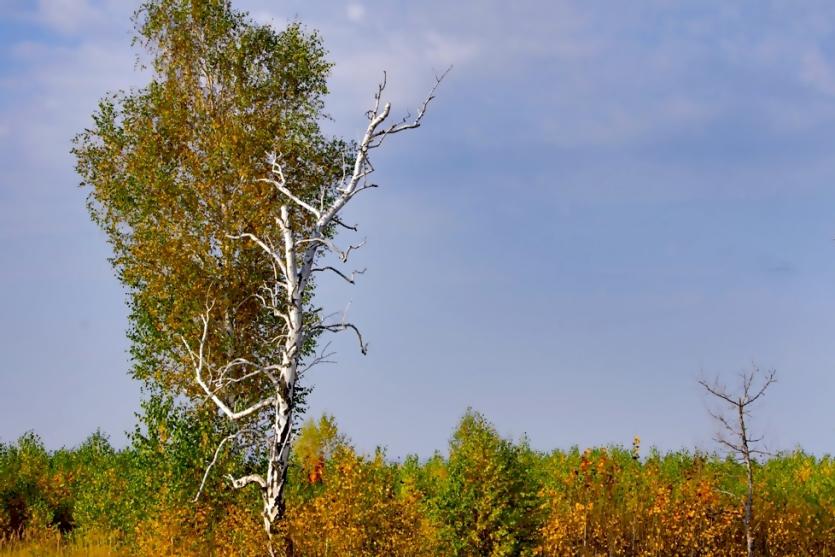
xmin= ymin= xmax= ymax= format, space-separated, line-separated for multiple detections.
xmin=286 ymin=448 xmax=436 ymax=557
xmin=2 ymin=422 xmax=834 ymax=556
xmin=534 ymin=448 xmax=835 ymax=556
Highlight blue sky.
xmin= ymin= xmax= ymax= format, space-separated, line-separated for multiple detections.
xmin=2 ymin=0 xmax=835 ymax=457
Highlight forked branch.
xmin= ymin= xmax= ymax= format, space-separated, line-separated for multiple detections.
xmin=185 ymin=70 xmax=447 ymax=540
xmin=699 ymin=365 xmax=777 ymax=557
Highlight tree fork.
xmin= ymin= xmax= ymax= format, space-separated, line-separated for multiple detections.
xmin=699 ymin=365 xmax=776 ymax=557
xmin=187 ymin=69 xmax=449 ymax=539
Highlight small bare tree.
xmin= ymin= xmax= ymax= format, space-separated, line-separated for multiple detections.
xmin=181 ymin=70 xmax=447 ymax=552
xmin=699 ymin=366 xmax=776 ymax=557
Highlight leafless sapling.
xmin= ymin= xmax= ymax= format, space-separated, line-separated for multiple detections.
xmin=699 ymin=366 xmax=777 ymax=557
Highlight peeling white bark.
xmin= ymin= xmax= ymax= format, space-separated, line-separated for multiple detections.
xmin=183 ymin=70 xmax=448 ymax=539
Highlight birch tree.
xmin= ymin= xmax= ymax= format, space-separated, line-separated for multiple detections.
xmin=699 ymin=366 xmax=777 ymax=557
xmin=73 ymin=0 xmax=446 ymax=549
xmin=184 ymin=72 xmax=446 ymax=545
xmin=73 ymin=0 xmax=345 ymax=408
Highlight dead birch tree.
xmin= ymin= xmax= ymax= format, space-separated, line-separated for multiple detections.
xmin=182 ymin=70 xmax=447 ymax=545
xmin=699 ymin=366 xmax=776 ymax=557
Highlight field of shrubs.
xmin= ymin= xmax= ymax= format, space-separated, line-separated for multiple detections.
xmin=1 ymin=409 xmax=833 ymax=556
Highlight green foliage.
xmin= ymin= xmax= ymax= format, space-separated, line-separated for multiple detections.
xmin=122 ymin=390 xmax=260 ymax=545
xmin=0 ymin=433 xmax=49 ymax=537
xmin=59 ymin=432 xmax=117 ymax=535
xmin=432 ymin=410 xmax=542 ymax=557
xmin=0 ymin=432 xmax=121 ymax=540
xmin=286 ymin=414 xmax=347 ymax=502
xmin=292 ymin=415 xmax=345 ymax=471
xmin=2 ymin=413 xmax=835 ymax=554
xmin=72 ymin=0 xmax=346 ymax=411
xmin=72 ymin=2 xmax=352 ymax=542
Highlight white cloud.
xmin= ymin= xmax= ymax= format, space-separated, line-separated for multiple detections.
xmin=251 ymin=10 xmax=288 ymax=30
xmin=36 ymin=0 xmax=98 ymax=34
xmin=424 ymin=32 xmax=479 ymax=68
xmin=346 ymin=3 xmax=365 ymax=23
xmin=800 ymin=48 xmax=835 ymax=97
xmin=1 ymin=37 xmax=141 ymax=179
xmin=323 ymin=30 xmax=479 ymax=136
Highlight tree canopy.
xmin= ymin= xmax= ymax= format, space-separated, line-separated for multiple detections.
xmin=73 ymin=0 xmax=346 ymax=405
xmin=74 ymin=0 xmax=445 ymax=542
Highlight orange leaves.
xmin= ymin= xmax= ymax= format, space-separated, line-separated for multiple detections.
xmin=3 ymin=422 xmax=835 ymax=556
xmin=534 ymin=448 xmax=835 ymax=556
xmin=306 ymin=456 xmax=324 ymax=485
xmin=286 ymin=448 xmax=434 ymax=557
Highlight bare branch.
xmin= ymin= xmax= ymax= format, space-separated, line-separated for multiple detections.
xmin=193 ymin=428 xmax=256 ymax=502
xmin=311 ymin=266 xmax=366 ymax=284
xmin=182 ymin=310 xmax=277 ymax=421
xmin=370 ymin=66 xmax=451 ymax=140
xmin=707 ymin=408 xmax=738 ymax=438
xmin=341 ymin=238 xmax=366 ymax=262
xmin=228 ymin=233 xmax=287 ymax=277
xmin=716 ymin=488 xmax=740 ymax=500
xmin=699 ymin=365 xmax=777 ymax=557
xmin=257 ymin=177 xmax=321 ymax=219
xmin=714 ymin=436 xmax=743 ymax=454
xmin=182 ymin=71 xmax=444 ymax=536
xmin=260 ymin=154 xmax=322 ymax=218
xmin=298 ymin=341 xmax=337 ymax=375
xmin=333 ymin=217 xmax=358 ymax=232
xmin=366 ymin=70 xmax=387 ymax=119
xmin=204 ymin=385 xmax=275 ymax=421
xmin=228 ymin=473 xmax=267 ymax=490
xmin=341 ymin=182 xmax=379 ymax=202
xmin=296 ymin=236 xmax=366 ymax=263
xmin=745 ymin=369 xmax=777 ymax=407
xmin=215 ymin=367 xmax=274 ymax=391
xmin=698 ymin=379 xmax=738 ymax=407
xmin=315 ymin=322 xmax=368 ymax=354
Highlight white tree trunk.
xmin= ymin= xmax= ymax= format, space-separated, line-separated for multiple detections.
xmin=184 ymin=70 xmax=448 ymax=542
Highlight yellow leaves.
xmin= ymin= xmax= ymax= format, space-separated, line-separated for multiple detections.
xmin=286 ymin=448 xmax=435 ymax=556
xmin=75 ymin=6 xmax=345 ymax=395
xmin=533 ymin=451 xmax=835 ymax=557
xmin=538 ymin=459 xmax=745 ymax=556
xmin=574 ymin=501 xmax=593 ymax=513
xmin=796 ymin=463 xmax=812 ymax=483
xmin=157 ymin=423 xmax=168 ymax=444
xmin=4 ymin=429 xmax=834 ymax=556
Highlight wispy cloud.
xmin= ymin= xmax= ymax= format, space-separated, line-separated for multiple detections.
xmin=801 ymin=48 xmax=835 ymax=96
xmin=2 ymin=39 xmax=139 ymax=171
xmin=32 ymin=0 xmax=106 ymax=35
xmin=3 ymin=0 xmax=835 ymax=455
xmin=8 ymin=0 xmax=131 ymax=37
xmin=346 ymin=3 xmax=365 ymax=23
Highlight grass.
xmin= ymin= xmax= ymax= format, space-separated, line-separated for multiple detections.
xmin=0 ymin=532 xmax=118 ymax=556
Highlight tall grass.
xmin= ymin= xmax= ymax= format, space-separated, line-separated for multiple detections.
xmin=0 ymin=532 xmax=117 ymax=556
